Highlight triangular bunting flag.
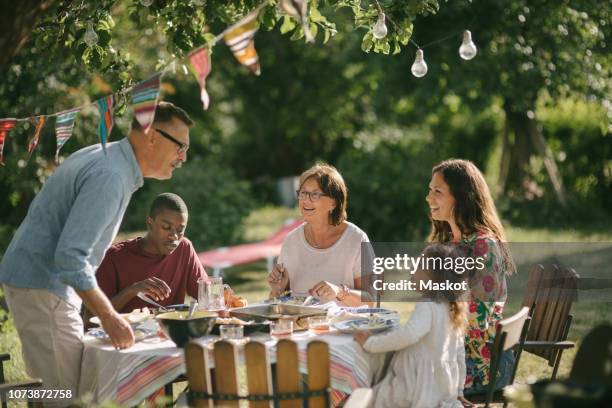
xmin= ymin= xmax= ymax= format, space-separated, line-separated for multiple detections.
xmin=96 ymin=95 xmax=115 ymax=152
xmin=26 ymin=115 xmax=47 ymax=161
xmin=189 ymin=48 xmax=212 ymax=110
xmin=55 ymin=108 xmax=80 ymax=162
xmin=279 ymin=0 xmax=314 ymax=43
xmin=131 ymin=73 xmax=162 ymax=134
xmin=224 ymin=9 xmax=262 ymax=75
xmin=0 ymin=118 xmax=17 ymax=165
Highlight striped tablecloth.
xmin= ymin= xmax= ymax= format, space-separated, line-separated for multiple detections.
xmin=78 ymin=330 xmax=390 ymax=406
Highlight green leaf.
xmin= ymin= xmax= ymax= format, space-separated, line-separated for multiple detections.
xmin=260 ymin=5 xmax=278 ymax=31
xmin=393 ymin=41 xmax=402 ymax=55
xmin=361 ymin=31 xmax=374 ymax=53
xmin=381 ymin=41 xmax=390 ymax=55
xmin=310 ymin=8 xmax=324 ymax=23
xmin=323 ymin=28 xmax=331 ymax=44
xmin=97 ymin=30 xmax=112 ymax=47
xmin=309 ymin=23 xmax=318 ymax=40
xmin=290 ymin=26 xmax=305 ymax=41
xmin=280 ymin=16 xmax=296 ymax=34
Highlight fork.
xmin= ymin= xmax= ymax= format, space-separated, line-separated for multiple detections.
xmin=136 ymin=292 xmax=169 ymax=312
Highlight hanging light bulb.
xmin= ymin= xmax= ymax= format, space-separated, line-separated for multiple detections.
xmin=140 ymin=0 xmax=153 ymax=6
xmin=459 ymin=30 xmax=478 ymax=60
xmin=83 ymin=22 xmax=98 ymax=46
xmin=372 ymin=12 xmax=388 ymax=39
xmin=411 ymin=49 xmax=428 ymax=77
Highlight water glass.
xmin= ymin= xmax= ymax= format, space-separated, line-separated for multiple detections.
xmin=307 ymin=316 xmax=330 ymax=334
xmin=270 ymin=319 xmax=293 ymax=338
xmin=219 ymin=324 xmax=244 ymax=340
xmin=197 ymin=277 xmax=209 ymax=310
xmin=207 ymin=277 xmax=225 ymax=311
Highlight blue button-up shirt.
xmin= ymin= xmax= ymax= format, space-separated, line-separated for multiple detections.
xmin=0 ymin=138 xmax=143 ymax=307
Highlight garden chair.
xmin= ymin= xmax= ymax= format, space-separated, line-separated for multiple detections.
xmin=184 ymin=339 xmax=372 ymax=408
xmin=521 ymin=263 xmax=579 ymax=380
xmin=468 ymin=306 xmax=530 ymax=408
xmin=0 ymin=352 xmax=43 ymax=408
xmin=199 ymin=219 xmax=304 ymax=277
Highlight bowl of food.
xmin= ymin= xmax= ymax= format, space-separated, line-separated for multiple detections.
xmin=156 ymin=310 xmax=217 ymax=347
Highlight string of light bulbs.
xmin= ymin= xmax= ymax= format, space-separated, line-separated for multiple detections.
xmin=8 ymin=1 xmax=266 ymax=122
xmin=17 ymin=1 xmax=481 ymax=121
xmin=371 ymin=0 xmax=478 ymax=78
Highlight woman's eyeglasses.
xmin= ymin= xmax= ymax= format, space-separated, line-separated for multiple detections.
xmin=296 ymin=190 xmax=328 ymax=202
xmin=155 ymin=128 xmax=189 ymax=155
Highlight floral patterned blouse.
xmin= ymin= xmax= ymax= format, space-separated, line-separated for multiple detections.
xmin=460 ymin=231 xmax=507 ymax=391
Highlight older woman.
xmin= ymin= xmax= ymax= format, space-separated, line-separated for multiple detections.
xmin=426 ymin=159 xmax=516 ymax=405
xmin=268 ymin=163 xmax=372 ymax=306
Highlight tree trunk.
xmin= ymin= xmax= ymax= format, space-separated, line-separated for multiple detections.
xmin=0 ymin=1 xmax=58 ymax=66
xmin=528 ymin=119 xmax=568 ymax=208
xmin=496 ymin=118 xmax=512 ymax=197
xmin=500 ymin=103 xmax=567 ymax=208
xmin=501 ymin=107 xmax=532 ymax=197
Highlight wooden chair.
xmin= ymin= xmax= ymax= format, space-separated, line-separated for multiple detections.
xmin=184 ymin=339 xmax=372 ymax=408
xmin=522 ymin=263 xmax=579 ymax=380
xmin=0 ymin=353 xmax=43 ymax=408
xmin=468 ymin=306 xmax=530 ymax=408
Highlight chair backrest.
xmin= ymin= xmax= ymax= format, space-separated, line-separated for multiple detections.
xmin=484 ymin=306 xmax=530 ymax=406
xmin=0 ymin=353 xmax=43 ymax=408
xmin=570 ymin=324 xmax=612 ymax=387
xmin=185 ymin=339 xmax=331 ymax=408
xmin=522 ymin=263 xmax=579 ymax=364
xmin=494 ymin=306 xmax=531 ymax=352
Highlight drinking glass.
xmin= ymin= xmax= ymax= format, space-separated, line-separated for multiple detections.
xmin=207 ymin=277 xmax=225 ymax=311
xmin=197 ymin=277 xmax=209 ymax=310
xmin=307 ymin=316 xmax=330 ymax=334
xmin=220 ymin=324 xmax=244 ymax=340
xmin=270 ymin=319 xmax=293 ymax=338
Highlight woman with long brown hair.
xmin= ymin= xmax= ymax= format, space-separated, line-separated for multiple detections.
xmin=426 ymin=159 xmax=515 ymax=402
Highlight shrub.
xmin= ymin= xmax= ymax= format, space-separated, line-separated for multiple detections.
xmin=122 ymin=157 xmax=256 ymax=250
xmin=337 ymin=127 xmax=437 ymax=242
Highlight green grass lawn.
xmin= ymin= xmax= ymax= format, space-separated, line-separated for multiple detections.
xmin=1 ymin=206 xmax=611 ymax=407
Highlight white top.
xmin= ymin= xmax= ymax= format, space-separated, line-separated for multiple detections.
xmin=277 ymin=222 xmax=371 ymax=296
xmin=364 ymin=301 xmax=466 ymax=408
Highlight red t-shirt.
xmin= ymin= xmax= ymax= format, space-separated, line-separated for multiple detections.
xmin=96 ymin=237 xmax=207 ymax=313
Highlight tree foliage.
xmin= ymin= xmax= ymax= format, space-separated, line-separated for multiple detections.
xmin=13 ymin=0 xmax=447 ymax=91
xmin=0 ymin=0 xmax=609 ymax=249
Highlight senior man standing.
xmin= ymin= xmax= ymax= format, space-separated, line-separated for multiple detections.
xmin=0 ymin=101 xmax=193 ymax=406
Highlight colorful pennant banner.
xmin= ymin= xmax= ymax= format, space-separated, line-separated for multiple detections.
xmin=224 ymin=9 xmax=262 ymax=76
xmin=0 ymin=119 xmax=17 ymax=165
xmin=55 ymin=109 xmax=80 ymax=162
xmin=131 ymin=73 xmax=162 ymax=134
xmin=97 ymin=95 xmax=115 ymax=152
xmin=27 ymin=115 xmax=47 ymax=161
xmin=279 ymin=0 xmax=314 ymax=43
xmin=0 ymin=1 xmax=271 ymax=165
xmin=189 ymin=48 xmax=212 ymax=110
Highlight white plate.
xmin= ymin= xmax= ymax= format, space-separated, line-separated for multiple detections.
xmin=87 ymin=328 xmax=158 ymax=342
xmin=89 ymin=310 xmax=152 ymax=326
xmin=332 ymin=318 xmax=396 ymax=334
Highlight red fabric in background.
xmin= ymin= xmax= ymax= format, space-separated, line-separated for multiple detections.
xmin=97 ymin=237 xmax=206 ymax=313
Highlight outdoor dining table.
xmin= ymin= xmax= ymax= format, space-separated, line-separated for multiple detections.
xmin=78 ymin=328 xmax=392 ymax=407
